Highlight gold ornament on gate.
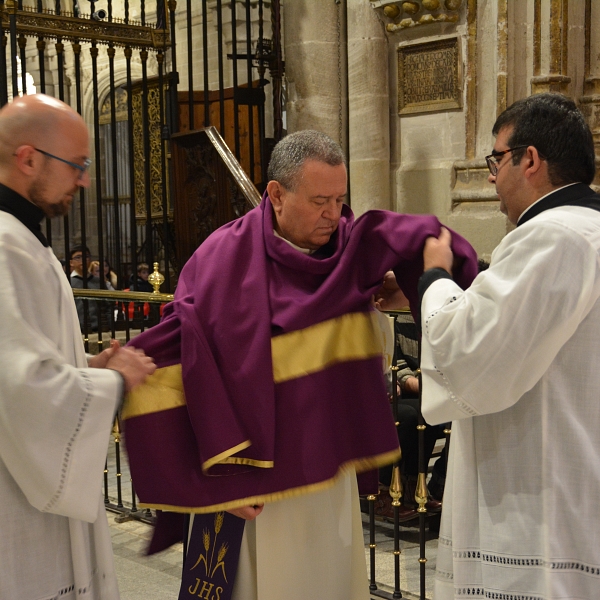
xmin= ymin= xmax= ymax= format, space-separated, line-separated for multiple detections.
xmin=389 ymin=465 xmax=404 ymax=506
xmin=148 ymin=262 xmax=165 ymax=294
xmin=415 ymin=472 xmax=428 ymax=513
xmin=422 ymin=0 xmax=440 ymax=9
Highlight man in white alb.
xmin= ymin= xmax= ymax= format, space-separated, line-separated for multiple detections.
xmin=0 ymin=94 xmax=155 ymax=600
xmin=419 ymin=92 xmax=600 ymax=599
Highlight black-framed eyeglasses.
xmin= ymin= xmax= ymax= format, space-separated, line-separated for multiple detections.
xmin=485 ymin=145 xmax=529 ymax=176
xmin=34 ymin=147 xmax=92 ymax=180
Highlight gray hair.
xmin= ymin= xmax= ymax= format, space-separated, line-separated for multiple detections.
xmin=267 ymin=130 xmax=346 ymax=191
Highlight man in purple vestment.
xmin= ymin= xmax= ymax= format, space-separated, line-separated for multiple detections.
xmin=124 ymin=131 xmax=477 ymax=600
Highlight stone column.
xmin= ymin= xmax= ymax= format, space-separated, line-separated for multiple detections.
xmin=579 ymin=0 xmax=600 ymax=184
xmin=530 ymin=0 xmax=571 ymax=94
xmin=283 ymin=1 xmax=342 ymax=143
xmin=447 ymin=0 xmax=507 ymax=259
xmin=347 ymin=0 xmax=390 ymax=213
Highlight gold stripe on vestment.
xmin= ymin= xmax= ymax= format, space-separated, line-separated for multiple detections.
xmin=271 ymin=311 xmax=383 ymax=383
xmin=121 ymin=364 xmax=273 ymax=471
xmin=122 ymin=311 xmax=383 ymax=418
xmin=202 ymin=442 xmax=274 ymax=472
xmin=121 ymin=363 xmax=185 ymax=420
xmin=121 ymin=311 xmax=385 ymax=472
xmin=137 ymin=447 xmax=401 ymax=514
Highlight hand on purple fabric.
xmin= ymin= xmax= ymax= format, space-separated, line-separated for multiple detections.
xmin=106 ymin=346 xmax=156 ymax=393
xmin=374 ymin=271 xmax=410 ymax=312
xmin=227 ymin=504 xmax=264 ymax=520
xmin=423 ymin=227 xmax=453 ymax=274
xmin=88 ymin=338 xmax=121 ymax=369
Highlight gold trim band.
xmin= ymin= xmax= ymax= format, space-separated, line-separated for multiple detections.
xmin=121 ymin=364 xmax=185 ymax=420
xmin=138 ymin=448 xmax=401 ymax=514
xmin=271 ymin=311 xmax=383 ymax=384
xmin=202 ymin=440 xmax=252 ymax=471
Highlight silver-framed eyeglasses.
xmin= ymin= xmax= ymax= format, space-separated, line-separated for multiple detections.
xmin=34 ymin=147 xmax=92 ymax=180
xmin=485 ymin=145 xmax=529 ymax=176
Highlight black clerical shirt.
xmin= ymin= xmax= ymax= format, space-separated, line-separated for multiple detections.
xmin=0 ymin=183 xmax=48 ymax=247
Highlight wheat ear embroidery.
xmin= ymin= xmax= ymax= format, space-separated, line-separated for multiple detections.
xmin=211 ymin=542 xmax=229 ymax=582
xmin=190 ymin=528 xmax=211 ymax=572
xmin=209 ymin=512 xmax=225 ymax=574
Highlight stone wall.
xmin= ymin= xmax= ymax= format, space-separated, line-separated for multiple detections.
xmin=283 ymin=0 xmax=599 ymax=260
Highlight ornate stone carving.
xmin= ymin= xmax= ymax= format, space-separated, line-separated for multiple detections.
xmin=370 ymin=0 xmax=462 ymax=31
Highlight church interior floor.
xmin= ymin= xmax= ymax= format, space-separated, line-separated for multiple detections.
xmin=106 ymin=439 xmax=438 ymax=599
xmin=106 ymin=509 xmax=438 ymax=599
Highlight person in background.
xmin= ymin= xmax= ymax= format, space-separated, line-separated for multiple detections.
xmin=375 ymin=271 xmax=443 ymax=520
xmin=70 ymin=244 xmax=98 ymax=331
xmin=129 ymin=262 xmax=153 ymax=293
xmin=104 ymin=259 xmax=118 ymax=289
xmin=90 ymin=260 xmax=114 ymax=291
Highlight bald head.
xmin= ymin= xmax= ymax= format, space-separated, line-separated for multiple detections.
xmin=0 ymin=94 xmax=85 ymax=165
xmin=0 ymin=94 xmax=91 ymax=217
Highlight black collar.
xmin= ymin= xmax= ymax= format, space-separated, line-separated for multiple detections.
xmin=0 ymin=183 xmax=48 ymax=246
xmin=517 ymin=183 xmax=600 ymax=227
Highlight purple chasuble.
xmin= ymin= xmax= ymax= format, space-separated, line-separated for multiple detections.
xmin=123 ymin=194 xmax=477 ymax=542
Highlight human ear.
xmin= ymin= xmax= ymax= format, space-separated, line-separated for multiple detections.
xmin=523 ymin=146 xmax=543 ymax=178
xmin=14 ymin=145 xmax=36 ymax=174
xmin=267 ymin=180 xmax=285 ymax=214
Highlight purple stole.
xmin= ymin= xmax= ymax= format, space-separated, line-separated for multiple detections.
xmin=179 ymin=512 xmax=245 ymax=600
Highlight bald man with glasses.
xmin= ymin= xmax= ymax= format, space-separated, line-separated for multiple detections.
xmin=0 ymin=94 xmax=156 ymax=600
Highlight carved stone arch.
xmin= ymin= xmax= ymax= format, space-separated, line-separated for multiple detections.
xmin=80 ymin=57 xmax=143 ymax=131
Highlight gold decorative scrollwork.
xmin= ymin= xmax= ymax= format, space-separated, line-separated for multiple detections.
xmin=0 ymin=5 xmax=170 ymax=49
xmin=131 ymin=78 xmax=172 ymax=222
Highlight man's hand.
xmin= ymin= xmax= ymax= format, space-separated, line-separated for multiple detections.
xmin=423 ymin=227 xmax=453 ymax=274
xmin=227 ymin=504 xmax=264 ymax=521
xmin=374 ymin=271 xmax=410 ymax=311
xmin=105 ymin=347 xmax=156 ymax=393
xmin=88 ymin=339 xmax=121 ymax=369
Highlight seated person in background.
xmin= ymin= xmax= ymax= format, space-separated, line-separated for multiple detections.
xmin=375 ymin=271 xmax=445 ymax=519
xmin=90 ymin=260 xmax=115 ymax=290
xmin=129 ymin=262 xmax=153 ymax=292
xmin=69 ymin=244 xmax=99 ymax=331
xmin=104 ymin=259 xmax=118 ymax=289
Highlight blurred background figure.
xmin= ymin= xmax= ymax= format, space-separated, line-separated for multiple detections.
xmin=129 ymin=262 xmax=153 ymax=293
xmin=375 ymin=271 xmax=445 ymax=519
xmin=104 ymin=259 xmax=118 ymax=290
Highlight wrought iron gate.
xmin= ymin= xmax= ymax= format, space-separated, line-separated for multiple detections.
xmin=1 ymin=0 xmax=283 ymax=292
